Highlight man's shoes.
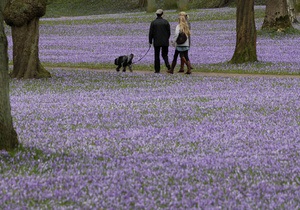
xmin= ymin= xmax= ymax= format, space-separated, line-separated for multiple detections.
xmin=167 ymin=69 xmax=174 ymax=74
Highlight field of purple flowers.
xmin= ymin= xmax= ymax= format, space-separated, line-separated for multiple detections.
xmin=1 ymin=6 xmax=300 ymax=209
xmin=5 ymin=6 xmax=300 ymax=74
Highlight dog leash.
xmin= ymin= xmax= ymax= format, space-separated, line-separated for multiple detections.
xmin=132 ymin=45 xmax=151 ymax=64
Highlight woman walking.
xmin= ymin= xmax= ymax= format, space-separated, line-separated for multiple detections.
xmin=178 ymin=12 xmax=193 ymax=72
xmin=167 ymin=14 xmax=192 ymax=74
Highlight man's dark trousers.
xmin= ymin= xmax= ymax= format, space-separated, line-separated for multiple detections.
xmin=154 ymin=46 xmax=170 ymax=73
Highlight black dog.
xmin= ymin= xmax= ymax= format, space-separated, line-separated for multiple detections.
xmin=114 ymin=54 xmax=134 ymax=72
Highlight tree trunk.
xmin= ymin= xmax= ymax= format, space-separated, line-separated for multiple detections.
xmin=177 ymin=0 xmax=189 ymax=11
xmin=146 ymin=0 xmax=156 ymax=13
xmin=262 ymin=0 xmax=293 ymax=31
xmin=139 ymin=0 xmax=147 ymax=8
xmin=287 ymin=0 xmax=298 ymax=23
xmin=190 ymin=0 xmax=234 ymax=8
xmin=10 ymin=17 xmax=51 ymax=79
xmin=4 ymin=0 xmax=50 ymax=79
xmin=0 ymin=0 xmax=19 ymax=151
xmin=230 ymin=0 xmax=257 ymax=64
xmin=212 ymin=0 xmax=233 ymax=7
xmin=295 ymin=0 xmax=300 ymax=12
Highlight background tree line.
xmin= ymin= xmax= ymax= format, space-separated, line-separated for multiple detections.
xmin=45 ymin=0 xmax=299 ymax=22
xmin=45 ymin=0 xmax=262 ymax=16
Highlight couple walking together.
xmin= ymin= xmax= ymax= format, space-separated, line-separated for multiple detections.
xmin=149 ymin=9 xmax=192 ymax=74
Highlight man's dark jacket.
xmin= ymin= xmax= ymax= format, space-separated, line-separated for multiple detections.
xmin=149 ymin=17 xmax=170 ymax=47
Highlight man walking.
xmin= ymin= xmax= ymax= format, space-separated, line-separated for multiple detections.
xmin=149 ymin=9 xmax=171 ymax=73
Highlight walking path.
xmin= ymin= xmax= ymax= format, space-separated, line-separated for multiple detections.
xmin=48 ymin=67 xmax=300 ymax=79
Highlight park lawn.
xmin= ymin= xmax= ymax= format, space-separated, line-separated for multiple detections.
xmin=1 ymin=6 xmax=300 ymax=209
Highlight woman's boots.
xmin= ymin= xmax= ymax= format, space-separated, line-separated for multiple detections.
xmin=167 ymin=58 xmax=192 ymax=74
xmin=179 ymin=57 xmax=192 ymax=74
xmin=182 ymin=57 xmax=192 ymax=74
xmin=167 ymin=61 xmax=177 ymax=74
xmin=185 ymin=60 xmax=192 ymax=74
xmin=178 ymin=57 xmax=185 ymax=73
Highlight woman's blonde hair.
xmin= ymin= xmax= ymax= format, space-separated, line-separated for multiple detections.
xmin=179 ymin=11 xmax=189 ymax=20
xmin=178 ymin=15 xmax=190 ymax=36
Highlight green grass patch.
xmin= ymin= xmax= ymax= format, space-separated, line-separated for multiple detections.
xmin=257 ymin=27 xmax=300 ymax=38
xmin=40 ymin=61 xmax=300 ymax=76
xmin=45 ymin=0 xmax=143 ymax=17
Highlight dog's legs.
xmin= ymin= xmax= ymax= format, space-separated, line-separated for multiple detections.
xmin=116 ymin=64 xmax=121 ymax=72
xmin=122 ymin=63 xmax=127 ymax=72
xmin=128 ymin=65 xmax=132 ymax=72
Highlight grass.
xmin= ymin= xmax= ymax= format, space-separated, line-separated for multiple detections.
xmin=258 ymin=26 xmax=300 ymax=38
xmin=45 ymin=0 xmax=143 ymax=17
xmin=197 ymin=62 xmax=300 ymax=76
xmin=40 ymin=62 xmax=300 ymax=76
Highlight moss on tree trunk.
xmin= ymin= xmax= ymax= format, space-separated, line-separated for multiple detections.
xmin=262 ymin=0 xmax=292 ymax=31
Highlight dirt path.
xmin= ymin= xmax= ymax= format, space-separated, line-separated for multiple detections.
xmin=48 ymin=67 xmax=300 ymax=79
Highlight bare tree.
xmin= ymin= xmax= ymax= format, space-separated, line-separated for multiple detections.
xmin=230 ymin=0 xmax=257 ymax=64
xmin=262 ymin=0 xmax=293 ymax=31
xmin=0 ymin=0 xmax=19 ymax=151
xmin=4 ymin=0 xmax=51 ymax=79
